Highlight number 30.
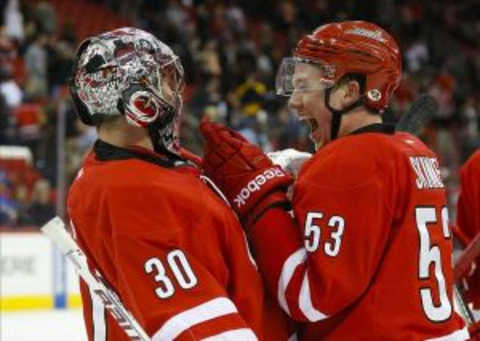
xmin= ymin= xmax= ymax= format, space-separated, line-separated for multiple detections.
xmin=144 ymin=249 xmax=198 ymax=299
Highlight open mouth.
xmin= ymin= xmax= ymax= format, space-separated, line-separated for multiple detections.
xmin=300 ymin=117 xmax=318 ymax=136
xmin=296 ymin=112 xmax=319 ymax=141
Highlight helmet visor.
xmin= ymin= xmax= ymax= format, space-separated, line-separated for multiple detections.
xmin=275 ymin=57 xmax=336 ymax=96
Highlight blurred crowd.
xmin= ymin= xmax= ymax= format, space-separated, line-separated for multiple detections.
xmin=0 ymin=0 xmax=479 ymax=227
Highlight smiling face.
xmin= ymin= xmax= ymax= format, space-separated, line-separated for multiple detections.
xmin=288 ymin=62 xmax=335 ymax=149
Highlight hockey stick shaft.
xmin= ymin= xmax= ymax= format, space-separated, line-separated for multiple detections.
xmin=41 ymin=217 xmax=151 ymax=341
xmin=454 ymin=285 xmax=475 ymax=325
xmin=454 ymin=232 xmax=480 ymax=283
xmin=395 ymin=94 xmax=438 ymax=135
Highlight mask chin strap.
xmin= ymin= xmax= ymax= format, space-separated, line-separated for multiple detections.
xmin=147 ymin=106 xmax=178 ymax=158
xmin=325 ymin=87 xmax=365 ymax=140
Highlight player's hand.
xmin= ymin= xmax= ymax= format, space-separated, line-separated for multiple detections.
xmin=267 ymin=148 xmax=312 ymax=178
xmin=200 ymin=118 xmax=293 ymax=224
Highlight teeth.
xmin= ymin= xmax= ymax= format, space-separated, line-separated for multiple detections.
xmin=297 ymin=115 xmax=310 ymax=122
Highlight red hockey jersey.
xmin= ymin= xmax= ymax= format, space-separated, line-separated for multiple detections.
xmin=456 ymin=148 xmax=480 ymax=309
xmin=67 ymin=140 xmax=290 ymax=341
xmin=250 ymin=126 xmax=468 ymax=340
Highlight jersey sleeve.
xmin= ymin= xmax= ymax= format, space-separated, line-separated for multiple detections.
xmin=456 ymin=154 xmax=480 ymax=309
xmin=106 ymin=185 xmax=257 ymax=340
xmin=249 ymin=178 xmax=391 ymax=323
xmin=457 ymin=159 xmax=480 ymax=242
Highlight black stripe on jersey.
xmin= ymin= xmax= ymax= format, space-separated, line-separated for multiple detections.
xmin=94 ymin=139 xmax=187 ymax=168
xmin=350 ymin=123 xmax=395 ymax=135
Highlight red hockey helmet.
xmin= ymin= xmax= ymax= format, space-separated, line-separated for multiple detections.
xmin=280 ymin=21 xmax=402 ymax=112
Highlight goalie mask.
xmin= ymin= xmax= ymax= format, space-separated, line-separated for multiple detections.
xmin=70 ymin=27 xmax=185 ymax=155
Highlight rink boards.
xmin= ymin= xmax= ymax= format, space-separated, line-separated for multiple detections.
xmin=0 ymin=231 xmax=81 ymax=311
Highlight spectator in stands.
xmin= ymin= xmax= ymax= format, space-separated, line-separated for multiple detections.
xmin=24 ymin=32 xmax=49 ymax=99
xmin=13 ymin=183 xmax=32 ymax=226
xmin=3 ymin=0 xmax=24 ymax=44
xmin=3 ymin=0 xmax=480 ymax=231
xmin=0 ymin=169 xmax=18 ymax=226
xmin=14 ymin=96 xmax=46 ymax=163
xmin=0 ymin=36 xmax=22 ymax=144
xmin=0 ymin=63 xmax=23 ymax=109
xmin=47 ymin=30 xmax=76 ymax=92
xmin=33 ymin=1 xmax=57 ymax=35
xmin=25 ymin=178 xmax=55 ymax=226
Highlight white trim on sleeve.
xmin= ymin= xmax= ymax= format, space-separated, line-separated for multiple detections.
xmin=288 ymin=332 xmax=298 ymax=341
xmin=201 ymin=328 xmax=257 ymax=340
xmin=278 ymin=248 xmax=307 ymax=315
xmin=425 ymin=326 xmax=470 ymax=341
xmin=152 ymin=297 xmax=238 ymax=341
xmin=299 ymin=271 xmax=328 ymax=322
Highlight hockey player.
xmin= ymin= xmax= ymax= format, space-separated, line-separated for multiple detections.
xmin=200 ymin=21 xmax=468 ymax=339
xmin=67 ymin=27 xmax=289 ymax=341
xmin=456 ymin=149 xmax=480 ymax=337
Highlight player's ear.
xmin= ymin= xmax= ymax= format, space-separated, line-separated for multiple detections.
xmin=342 ymin=79 xmax=361 ymax=107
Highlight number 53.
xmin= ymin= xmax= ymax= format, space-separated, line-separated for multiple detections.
xmin=304 ymin=211 xmax=345 ymax=257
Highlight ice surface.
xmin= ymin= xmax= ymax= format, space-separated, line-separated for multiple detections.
xmin=1 ymin=309 xmax=87 ymax=341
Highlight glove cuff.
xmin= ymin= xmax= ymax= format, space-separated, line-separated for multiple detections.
xmin=242 ymin=191 xmax=290 ymax=231
xmin=230 ymin=165 xmax=292 ymax=218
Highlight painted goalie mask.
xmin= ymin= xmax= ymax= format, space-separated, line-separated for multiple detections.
xmin=69 ymin=27 xmax=185 ymax=154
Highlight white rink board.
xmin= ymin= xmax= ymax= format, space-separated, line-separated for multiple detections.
xmin=0 ymin=232 xmax=80 ymax=309
xmin=1 ymin=233 xmax=53 ymax=295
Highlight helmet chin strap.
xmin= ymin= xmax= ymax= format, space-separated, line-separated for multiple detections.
xmin=147 ymin=107 xmax=177 ymax=157
xmin=324 ymin=87 xmax=365 ymax=140
xmin=146 ymin=95 xmax=183 ymax=158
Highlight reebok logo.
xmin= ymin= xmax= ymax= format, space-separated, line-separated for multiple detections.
xmin=233 ymin=167 xmax=286 ymax=208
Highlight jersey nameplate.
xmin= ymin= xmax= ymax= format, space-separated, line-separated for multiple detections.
xmin=409 ymin=156 xmax=444 ymax=189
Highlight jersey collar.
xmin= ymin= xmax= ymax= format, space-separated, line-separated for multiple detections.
xmin=94 ymin=139 xmax=187 ymax=168
xmin=349 ymin=123 xmax=395 ymax=136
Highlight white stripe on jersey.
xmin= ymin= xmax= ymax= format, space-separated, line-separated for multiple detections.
xmin=299 ymin=271 xmax=328 ymax=322
xmin=278 ymin=248 xmax=307 ymax=315
xmin=152 ymin=297 xmax=242 ymax=341
xmin=425 ymin=326 xmax=470 ymax=341
xmin=201 ymin=328 xmax=257 ymax=340
xmin=288 ymin=332 xmax=299 ymax=341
